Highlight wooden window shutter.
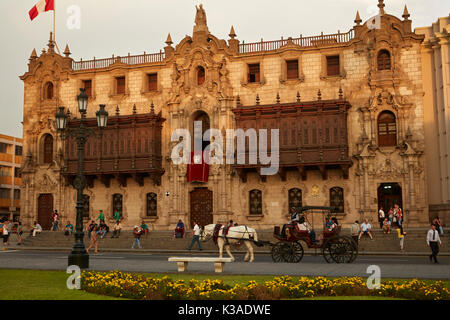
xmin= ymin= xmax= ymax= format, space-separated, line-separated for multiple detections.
xmin=248 ymin=63 xmax=260 ymax=83
xmin=148 ymin=73 xmax=157 ymax=91
xmin=326 ymin=55 xmax=340 ymax=76
xmin=83 ymin=80 xmax=92 ymax=97
xmin=43 ymin=135 xmax=53 ymax=164
xmin=286 ymin=60 xmax=299 ymax=79
xmin=378 ymin=111 xmax=397 ymax=147
xmin=116 ymin=76 xmax=125 ymax=94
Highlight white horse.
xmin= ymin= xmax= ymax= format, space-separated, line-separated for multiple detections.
xmin=200 ymin=224 xmax=259 ymax=262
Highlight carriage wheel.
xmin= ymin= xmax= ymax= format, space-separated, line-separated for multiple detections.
xmin=271 ymin=242 xmax=304 ymax=263
xmin=343 ymin=236 xmax=358 ymax=263
xmin=323 ymin=236 xmax=356 ymax=263
xmin=284 ymin=241 xmax=304 ymax=263
xmin=322 ymin=238 xmax=335 ymax=263
xmin=271 ymin=242 xmax=287 ymax=263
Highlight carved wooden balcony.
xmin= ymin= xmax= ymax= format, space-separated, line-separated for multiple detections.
xmin=62 ymin=109 xmax=165 ymax=187
xmin=231 ymin=97 xmax=352 ymax=182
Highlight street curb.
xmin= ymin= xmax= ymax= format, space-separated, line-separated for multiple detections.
xmin=5 ymin=246 xmax=450 ymax=256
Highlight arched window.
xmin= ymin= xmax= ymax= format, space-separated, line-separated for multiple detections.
xmin=43 ymin=134 xmax=53 ymax=164
xmin=197 ymin=66 xmax=205 ymax=85
xmin=249 ymin=189 xmax=262 ymax=215
xmin=330 ymin=187 xmax=344 ymax=214
xmin=377 ymin=50 xmax=391 ymax=71
xmin=288 ymin=188 xmax=302 ymax=213
xmin=146 ymin=192 xmax=157 ymax=217
xmin=44 ymin=82 xmax=54 ymax=100
xmin=112 ymin=194 xmax=123 ymax=217
xmin=378 ymin=111 xmax=397 ymax=147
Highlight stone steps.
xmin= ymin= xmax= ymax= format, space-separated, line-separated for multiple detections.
xmin=18 ymin=228 xmax=449 ymax=253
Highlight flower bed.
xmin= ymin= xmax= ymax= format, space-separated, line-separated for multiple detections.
xmin=82 ymin=271 xmax=450 ymax=300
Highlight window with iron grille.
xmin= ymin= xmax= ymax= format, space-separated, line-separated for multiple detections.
xmin=249 ymin=189 xmax=262 ymax=215
xmin=288 ymin=188 xmax=302 ymax=213
xmin=326 ymin=55 xmax=340 ymax=76
xmin=330 ymin=187 xmax=344 ymax=213
xmin=146 ymin=193 xmax=157 ymax=217
xmin=247 ymin=63 xmax=260 ymax=83
xmin=14 ymin=167 xmax=21 ymax=178
xmin=377 ymin=50 xmax=391 ymax=71
xmin=286 ymin=60 xmax=299 ymax=79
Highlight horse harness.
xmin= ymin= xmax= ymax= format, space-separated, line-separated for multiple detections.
xmin=213 ymin=224 xmax=253 ymax=246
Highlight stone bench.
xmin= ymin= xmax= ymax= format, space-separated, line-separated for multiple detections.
xmin=168 ymin=257 xmax=234 ymax=273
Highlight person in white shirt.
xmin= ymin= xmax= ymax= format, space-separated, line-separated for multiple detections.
xmin=31 ymin=221 xmax=42 ymax=237
xmin=2 ymin=219 xmax=10 ymax=251
xmin=296 ymin=217 xmax=318 ymax=244
xmin=187 ymin=221 xmax=203 ymax=251
xmin=427 ymin=224 xmax=442 ymax=264
xmin=358 ymin=219 xmax=374 ymax=240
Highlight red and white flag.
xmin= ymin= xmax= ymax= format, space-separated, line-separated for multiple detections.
xmin=29 ymin=0 xmax=54 ymax=21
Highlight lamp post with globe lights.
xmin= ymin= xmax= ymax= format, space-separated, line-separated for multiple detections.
xmin=55 ymin=88 xmax=108 ymax=268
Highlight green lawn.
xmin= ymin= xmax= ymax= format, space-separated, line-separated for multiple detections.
xmin=0 ymin=269 xmax=448 ymax=300
xmin=0 ymin=269 xmax=125 ymax=300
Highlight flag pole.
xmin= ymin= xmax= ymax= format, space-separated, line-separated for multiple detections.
xmin=53 ymin=0 xmax=61 ymax=54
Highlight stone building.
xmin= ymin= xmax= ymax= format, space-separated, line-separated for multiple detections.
xmin=19 ymin=1 xmax=431 ymax=230
xmin=416 ymin=15 xmax=450 ymax=224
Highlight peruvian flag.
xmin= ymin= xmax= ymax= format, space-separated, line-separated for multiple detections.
xmin=29 ymin=0 xmax=54 ymax=21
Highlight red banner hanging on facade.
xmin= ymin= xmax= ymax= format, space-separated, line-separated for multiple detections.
xmin=186 ymin=151 xmax=209 ymax=183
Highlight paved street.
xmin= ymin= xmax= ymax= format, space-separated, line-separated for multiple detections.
xmin=0 ymin=250 xmax=449 ymax=280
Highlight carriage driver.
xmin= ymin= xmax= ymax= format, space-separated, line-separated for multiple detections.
xmin=281 ymin=207 xmax=299 ymax=237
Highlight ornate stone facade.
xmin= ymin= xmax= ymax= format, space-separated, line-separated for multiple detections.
xmin=20 ymin=1 xmax=430 ymax=230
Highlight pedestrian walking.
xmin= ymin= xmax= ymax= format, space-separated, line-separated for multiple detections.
xmin=432 ymin=216 xmax=444 ymax=235
xmin=132 ymin=226 xmax=142 ymax=249
xmin=16 ymin=222 xmax=23 ymax=245
xmin=187 ymin=221 xmax=203 ymax=251
xmin=427 ymin=224 xmax=442 ymax=264
xmin=396 ymin=227 xmax=406 ymax=251
xmin=51 ymin=210 xmax=59 ymax=231
xmin=86 ymin=224 xmax=99 ymax=254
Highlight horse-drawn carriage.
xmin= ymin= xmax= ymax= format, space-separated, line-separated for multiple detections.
xmin=200 ymin=206 xmax=358 ymax=264
xmin=271 ymin=206 xmax=358 ymax=263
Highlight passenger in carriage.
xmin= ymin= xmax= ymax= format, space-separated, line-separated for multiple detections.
xmin=297 ymin=216 xmax=318 ymax=244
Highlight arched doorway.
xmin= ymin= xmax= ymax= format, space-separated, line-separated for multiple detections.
xmin=37 ymin=193 xmax=53 ymax=230
xmin=190 ymin=188 xmax=213 ymax=227
xmin=377 ymin=183 xmax=402 ymax=211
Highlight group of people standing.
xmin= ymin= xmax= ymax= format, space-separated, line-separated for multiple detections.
xmin=377 ymin=204 xmax=404 ymax=234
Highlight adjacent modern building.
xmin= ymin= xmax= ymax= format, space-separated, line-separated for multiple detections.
xmin=0 ymin=134 xmax=22 ymax=221
xmin=19 ymin=1 xmax=435 ymax=230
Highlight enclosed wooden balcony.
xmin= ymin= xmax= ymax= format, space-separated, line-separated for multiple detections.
xmin=62 ymin=109 xmax=166 ymax=187
xmin=231 ymin=96 xmax=352 ymax=182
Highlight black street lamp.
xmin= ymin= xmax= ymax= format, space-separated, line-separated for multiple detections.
xmin=56 ymin=88 xmax=108 ymax=269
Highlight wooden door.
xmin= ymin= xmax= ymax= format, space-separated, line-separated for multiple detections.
xmin=190 ymin=188 xmax=213 ymax=228
xmin=38 ymin=194 xmax=53 ymax=230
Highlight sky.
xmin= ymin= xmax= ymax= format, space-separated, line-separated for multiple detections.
xmin=0 ymin=0 xmax=448 ymax=138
